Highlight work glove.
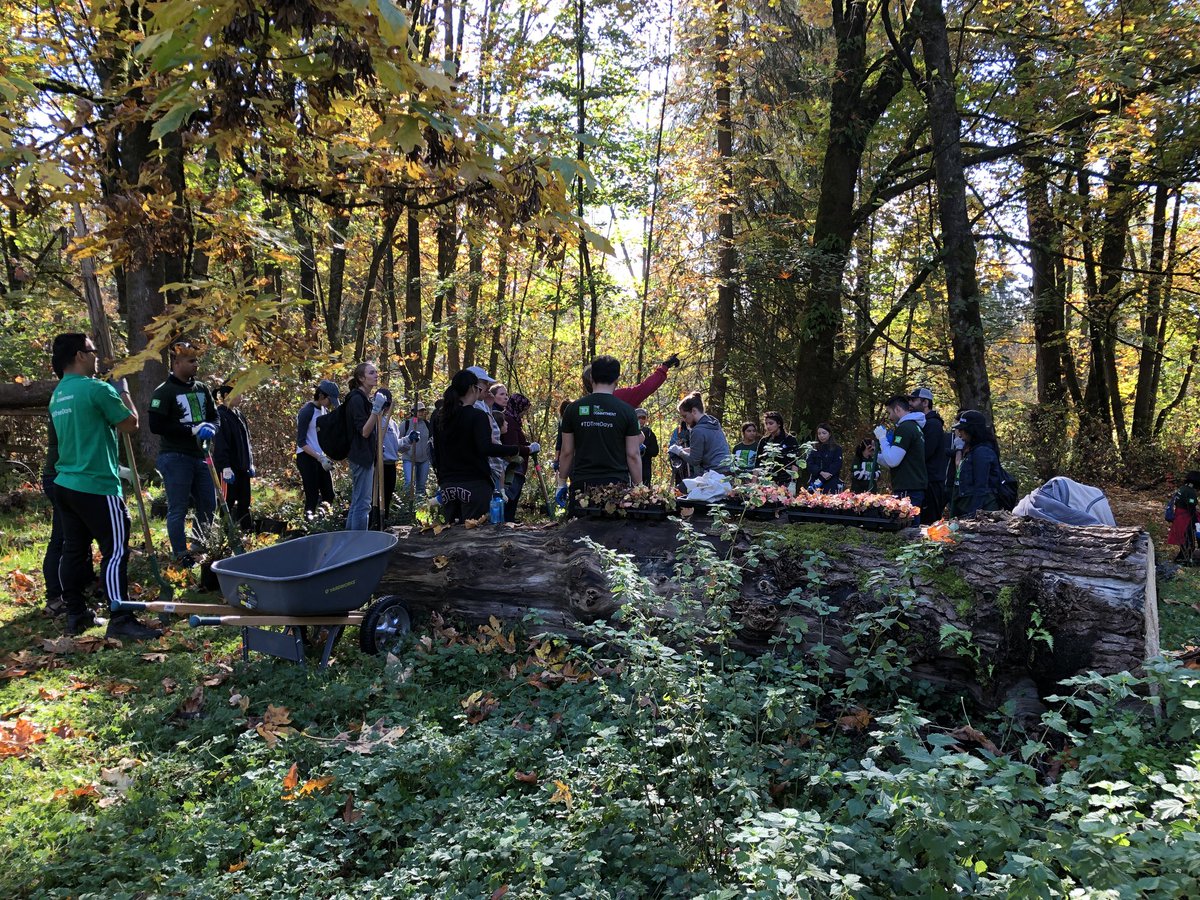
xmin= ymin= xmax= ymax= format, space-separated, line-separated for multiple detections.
xmin=192 ymin=422 xmax=217 ymax=441
xmin=371 ymin=393 xmax=388 ymax=415
xmin=872 ymin=425 xmax=890 ymax=448
xmin=318 ymin=453 xmax=333 ymax=471
xmin=668 ymin=444 xmax=684 ymax=457
xmin=528 ymin=441 xmax=541 ymax=454
xmin=222 ymin=467 xmax=235 ymax=483
xmin=554 ymin=486 xmax=569 ymax=508
xmin=853 ymin=466 xmax=869 ymax=480
xmin=118 ymin=465 xmax=132 ymax=483
xmin=407 ymin=431 xmax=421 ymax=444
xmin=107 ymin=376 xmax=129 ymax=395
xmin=661 ymin=353 xmax=681 ymax=369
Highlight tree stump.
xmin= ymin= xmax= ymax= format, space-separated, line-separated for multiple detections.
xmin=377 ymin=513 xmax=1157 ymax=711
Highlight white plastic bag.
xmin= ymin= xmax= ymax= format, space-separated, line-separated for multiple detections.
xmin=682 ymin=470 xmax=733 ymax=502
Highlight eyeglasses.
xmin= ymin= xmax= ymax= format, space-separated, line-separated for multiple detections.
xmin=81 ymin=347 xmax=97 ymax=355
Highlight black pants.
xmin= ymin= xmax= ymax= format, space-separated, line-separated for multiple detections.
xmin=920 ymin=481 xmax=946 ymax=525
xmin=225 ymin=469 xmax=252 ymax=529
xmin=41 ymin=474 xmax=64 ymax=602
xmin=383 ymin=462 xmax=397 ymax=518
xmin=56 ymin=485 xmax=130 ymax=616
xmin=504 ymin=471 xmax=526 ymax=522
xmin=641 ymin=455 xmax=656 ymax=487
xmin=296 ymin=453 xmax=334 ymax=514
xmin=440 ymin=479 xmax=492 ymax=523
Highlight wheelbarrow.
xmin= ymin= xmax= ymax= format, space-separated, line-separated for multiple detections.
xmin=114 ymin=531 xmax=411 ymax=667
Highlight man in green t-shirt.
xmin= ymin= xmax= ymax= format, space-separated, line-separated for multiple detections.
xmin=874 ymin=394 xmax=928 ymax=509
xmin=49 ymin=333 xmax=160 ymax=639
xmin=560 ymin=355 xmax=643 ymax=500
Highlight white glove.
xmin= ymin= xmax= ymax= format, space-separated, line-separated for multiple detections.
xmin=318 ymin=453 xmax=333 ymax=471
xmin=872 ymin=425 xmax=890 ymax=447
xmin=853 ymin=466 xmax=869 ymax=480
xmin=118 ymin=465 xmax=132 ymax=483
xmin=528 ymin=441 xmax=541 ymax=454
xmin=668 ymin=444 xmax=683 ymax=457
xmin=192 ymin=422 xmax=217 ymax=441
xmin=371 ymin=393 xmax=388 ymax=415
xmin=222 ymin=467 xmax=235 ymax=483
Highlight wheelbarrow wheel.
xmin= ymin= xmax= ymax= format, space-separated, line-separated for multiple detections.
xmin=360 ymin=595 xmax=411 ymax=655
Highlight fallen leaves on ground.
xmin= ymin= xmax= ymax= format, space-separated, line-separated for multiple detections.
xmin=37 ymin=687 xmax=63 ymax=701
xmin=173 ymin=685 xmax=204 ymax=719
xmin=161 ymin=677 xmax=178 ymax=694
xmin=282 ymin=762 xmax=299 ymax=793
xmin=461 ymin=691 xmax=499 ymax=725
xmin=549 ymin=779 xmax=573 ymax=810
xmin=281 ymin=762 xmax=333 ymax=801
xmin=432 ymin=555 xmax=450 ymax=570
xmin=339 ymin=793 xmax=364 ymax=823
xmin=253 ymin=704 xmax=297 ymax=747
xmin=948 ymin=725 xmax=1000 ymax=755
xmin=514 ymin=770 xmax=538 ymax=784
xmin=0 ymin=718 xmax=46 ymax=757
xmin=140 ymin=652 xmax=168 ymax=663
xmin=50 ymin=721 xmax=77 ymax=739
xmin=6 ymin=569 xmax=37 ymax=605
xmin=331 ymin=717 xmax=408 ymax=755
xmin=104 ymin=680 xmax=140 ymax=696
xmin=41 ymin=635 xmax=122 ymax=655
xmin=52 ymin=783 xmax=100 ymax=803
xmin=836 ymin=708 xmax=873 ymax=732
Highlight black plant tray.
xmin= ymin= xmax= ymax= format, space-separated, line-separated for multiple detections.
xmin=571 ymin=505 xmax=670 ymax=521
xmin=721 ymin=502 xmax=788 ymax=521
xmin=785 ymin=508 xmax=917 ymax=532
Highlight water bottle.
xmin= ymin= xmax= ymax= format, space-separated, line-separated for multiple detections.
xmin=489 ymin=492 xmax=505 ymax=524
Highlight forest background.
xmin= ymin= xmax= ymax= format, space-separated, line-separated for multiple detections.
xmin=0 ymin=0 xmax=1198 ymax=488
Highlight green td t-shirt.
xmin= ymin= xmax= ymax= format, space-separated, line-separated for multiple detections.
xmin=888 ymin=418 xmax=928 ymax=491
xmin=562 ymin=392 xmax=641 ymax=483
xmin=50 ymin=373 xmax=131 ymax=496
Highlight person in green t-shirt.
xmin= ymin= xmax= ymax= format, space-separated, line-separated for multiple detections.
xmin=560 ymin=355 xmax=643 ymax=501
xmin=49 ymin=333 xmax=160 ymax=640
xmin=732 ymin=421 xmax=760 ymax=471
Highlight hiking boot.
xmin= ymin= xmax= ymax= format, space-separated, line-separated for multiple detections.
xmin=44 ymin=596 xmax=67 ymax=618
xmin=175 ymin=553 xmax=198 ymax=568
xmin=106 ymin=613 xmax=162 ymax=641
xmin=66 ymin=610 xmax=107 ymax=635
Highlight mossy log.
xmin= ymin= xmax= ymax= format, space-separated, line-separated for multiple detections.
xmin=378 ymin=513 xmax=1157 ymax=712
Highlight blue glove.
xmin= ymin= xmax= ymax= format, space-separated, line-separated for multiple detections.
xmin=554 ymin=486 xmax=568 ymax=508
xmin=639 ymin=444 xmax=646 ymax=453
xmin=192 ymin=422 xmax=217 ymax=441
xmin=408 ymin=431 xmax=421 ymax=444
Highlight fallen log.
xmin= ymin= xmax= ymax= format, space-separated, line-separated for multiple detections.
xmin=0 ymin=380 xmax=55 ymax=411
xmin=378 ymin=513 xmax=1157 ymax=712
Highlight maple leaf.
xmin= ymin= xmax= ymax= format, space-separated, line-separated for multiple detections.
xmin=162 ymin=678 xmax=178 ymax=694
xmin=50 ymin=722 xmax=77 ymax=739
xmin=836 ymin=708 xmax=872 ymax=732
xmin=228 ymin=861 xmax=247 ymax=873
xmin=0 ymin=718 xmax=47 ymax=757
xmin=549 ymin=779 xmax=573 ymax=810
xmin=949 ymin=725 xmax=1000 ymax=755
xmin=332 ymin=717 xmax=408 ymax=755
xmin=282 ymin=762 xmax=300 ymax=794
xmin=203 ymin=671 xmax=230 ymax=688
xmin=41 ymin=636 xmax=76 ymax=654
xmin=105 ymin=680 xmax=139 ymax=696
xmin=37 ymin=687 xmax=63 ymax=701
xmin=256 ymin=704 xmax=298 ymax=747
xmin=174 ymin=685 xmax=204 ymax=719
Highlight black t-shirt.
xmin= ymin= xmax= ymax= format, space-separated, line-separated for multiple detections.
xmin=431 ymin=405 xmax=516 ymax=484
xmin=562 ymin=392 xmax=641 ymax=483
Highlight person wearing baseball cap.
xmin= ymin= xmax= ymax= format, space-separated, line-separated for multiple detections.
xmin=466 ymin=366 xmax=505 ymax=491
xmin=909 ymin=387 xmax=948 ymax=522
xmin=149 ymin=340 xmax=219 ymax=565
xmin=398 ymin=401 xmax=433 ymax=499
xmin=294 ymin=380 xmax=340 ymax=517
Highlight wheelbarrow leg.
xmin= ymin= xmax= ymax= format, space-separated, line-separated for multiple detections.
xmin=318 ymin=626 xmax=345 ymax=668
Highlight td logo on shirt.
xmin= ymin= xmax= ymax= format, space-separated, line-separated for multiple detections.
xmin=579 ymin=406 xmax=590 ymax=415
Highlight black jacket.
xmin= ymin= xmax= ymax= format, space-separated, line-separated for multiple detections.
xmin=213 ymin=406 xmax=254 ymax=473
xmin=950 ymin=443 xmax=1000 ymax=516
xmin=431 ymin=406 xmax=517 ymax=484
xmin=923 ymin=411 xmax=949 ymax=483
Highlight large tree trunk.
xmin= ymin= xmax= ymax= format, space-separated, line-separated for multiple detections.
xmin=377 ymin=515 xmax=1156 ymax=711
xmin=707 ymin=0 xmax=735 ymax=422
xmin=914 ymin=0 xmax=991 ymax=416
xmin=1131 ymin=182 xmax=1170 ymax=442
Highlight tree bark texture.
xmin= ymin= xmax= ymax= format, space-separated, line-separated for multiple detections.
xmin=708 ymin=0 xmax=735 ymax=422
xmin=914 ymin=0 xmax=990 ymax=417
xmin=377 ymin=514 xmax=1156 ymax=711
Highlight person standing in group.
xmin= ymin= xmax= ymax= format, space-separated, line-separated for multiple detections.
xmin=49 ymin=333 xmax=159 ymax=639
xmin=668 ymin=418 xmax=691 ymax=488
xmin=490 ymin=383 xmax=535 ymax=521
xmin=465 ymin=366 xmax=506 ymax=494
xmin=553 ymin=399 xmax=571 ymax=507
xmin=636 ymin=408 xmax=659 ymax=487
xmin=430 ymin=369 xmax=524 ymax=523
xmin=559 ymin=355 xmax=643 ymax=501
xmin=755 ymin=411 xmax=800 ymax=486
xmin=344 ymin=362 xmax=388 ymax=531
xmin=398 ymin=401 xmax=432 ymax=498
xmin=149 ymin=341 xmax=219 ymax=566
xmin=806 ymin=423 xmax=843 ymax=493
xmin=212 ymin=383 xmax=255 ymax=530
xmin=850 ymin=437 xmax=881 ymax=493
xmin=380 ymin=395 xmax=403 ymax=520
xmin=910 ymin=387 xmax=949 ymax=523
xmin=1166 ymin=471 xmax=1200 ymax=565
xmin=732 ymin=421 xmax=760 ymax=471
xmin=874 ymin=394 xmax=928 ymax=508
xmin=667 ymin=392 xmax=732 ymax=477
xmin=294 ymin=380 xmax=339 ymax=517
xmin=947 ymin=409 xmax=1001 ymax=517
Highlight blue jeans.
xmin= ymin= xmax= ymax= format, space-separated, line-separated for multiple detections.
xmin=403 ymin=459 xmax=431 ymax=497
xmin=157 ymin=452 xmax=216 ymax=558
xmin=347 ymin=461 xmax=374 ymax=531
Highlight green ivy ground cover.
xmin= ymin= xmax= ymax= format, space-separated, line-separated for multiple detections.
xmin=0 ymin=487 xmax=1198 ymax=898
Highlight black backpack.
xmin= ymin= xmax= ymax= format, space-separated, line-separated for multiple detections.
xmin=315 ymin=401 xmax=353 ymax=461
xmin=996 ymin=466 xmax=1019 ymax=511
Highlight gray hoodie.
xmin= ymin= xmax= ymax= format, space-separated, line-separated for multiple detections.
xmin=674 ymin=414 xmax=731 ymax=476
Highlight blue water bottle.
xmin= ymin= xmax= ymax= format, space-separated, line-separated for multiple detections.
xmin=489 ymin=492 xmax=505 ymax=524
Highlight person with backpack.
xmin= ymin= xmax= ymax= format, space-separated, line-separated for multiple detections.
xmin=295 ymin=380 xmax=339 ymax=516
xmin=947 ymin=409 xmax=1001 ymax=517
xmin=212 ymin=383 xmax=255 ymax=530
xmin=343 ymin=362 xmax=388 ymax=531
xmin=910 ymin=387 xmax=949 ymax=523
xmin=1165 ymin=471 xmax=1200 ymax=565
xmin=430 ymin=369 xmax=525 ymax=523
